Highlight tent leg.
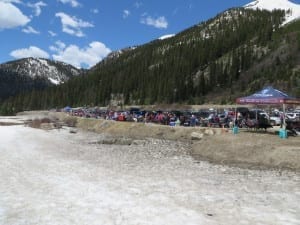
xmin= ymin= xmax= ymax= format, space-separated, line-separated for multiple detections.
xmin=235 ymin=105 xmax=237 ymax=126
xmin=255 ymin=104 xmax=258 ymax=122
xmin=283 ymin=103 xmax=286 ymax=129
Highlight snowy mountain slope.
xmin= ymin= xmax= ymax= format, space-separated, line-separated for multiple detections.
xmin=158 ymin=34 xmax=175 ymax=40
xmin=0 ymin=57 xmax=85 ymax=85
xmin=245 ymin=0 xmax=300 ymax=24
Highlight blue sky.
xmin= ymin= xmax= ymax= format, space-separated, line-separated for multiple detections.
xmin=0 ymin=0 xmax=299 ymax=68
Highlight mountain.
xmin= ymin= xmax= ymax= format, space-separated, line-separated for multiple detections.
xmin=0 ymin=57 xmax=85 ymax=85
xmin=245 ymin=0 xmax=300 ymax=24
xmin=0 ymin=57 xmax=85 ymax=102
xmin=1 ymin=2 xmax=300 ymax=115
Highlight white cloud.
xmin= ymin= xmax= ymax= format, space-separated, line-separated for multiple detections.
xmin=140 ymin=15 xmax=168 ymax=29
xmin=58 ymin=0 xmax=80 ymax=8
xmin=48 ymin=30 xmax=57 ymax=37
xmin=55 ymin=12 xmax=93 ymax=37
xmin=27 ymin=1 xmax=47 ymax=16
xmin=91 ymin=8 xmax=99 ymax=14
xmin=134 ymin=2 xmax=142 ymax=9
xmin=0 ymin=1 xmax=30 ymax=29
xmin=0 ymin=0 xmax=21 ymax=3
xmin=49 ymin=40 xmax=66 ymax=52
xmin=10 ymin=46 xmax=49 ymax=59
xmin=123 ymin=10 xmax=130 ymax=18
xmin=50 ymin=41 xmax=111 ymax=68
xmin=172 ymin=8 xmax=179 ymax=15
xmin=22 ymin=26 xmax=40 ymax=34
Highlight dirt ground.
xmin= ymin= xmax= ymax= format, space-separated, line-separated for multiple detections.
xmin=45 ymin=111 xmax=300 ymax=171
xmin=192 ymin=131 xmax=300 ymax=171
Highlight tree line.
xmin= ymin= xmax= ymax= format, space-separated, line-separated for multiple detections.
xmin=1 ymin=8 xmax=300 ymax=115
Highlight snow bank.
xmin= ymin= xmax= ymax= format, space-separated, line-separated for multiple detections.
xmin=0 ymin=117 xmax=299 ymax=225
xmin=245 ymin=0 xmax=300 ymax=24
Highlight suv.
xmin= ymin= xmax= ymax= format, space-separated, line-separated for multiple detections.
xmin=249 ymin=109 xmax=269 ymax=120
xmin=269 ymin=111 xmax=282 ymax=126
xmin=269 ymin=115 xmax=281 ymax=126
xmin=286 ymin=112 xmax=300 ymax=121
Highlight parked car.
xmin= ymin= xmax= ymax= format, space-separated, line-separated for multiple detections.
xmin=286 ymin=112 xmax=300 ymax=121
xmin=249 ymin=109 xmax=269 ymax=120
xmin=269 ymin=111 xmax=282 ymax=126
xmin=269 ymin=115 xmax=281 ymax=126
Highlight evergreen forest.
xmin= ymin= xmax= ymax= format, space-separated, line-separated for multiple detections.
xmin=1 ymin=8 xmax=300 ymax=115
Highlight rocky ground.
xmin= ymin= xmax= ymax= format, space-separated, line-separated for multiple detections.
xmin=46 ymin=111 xmax=300 ymax=171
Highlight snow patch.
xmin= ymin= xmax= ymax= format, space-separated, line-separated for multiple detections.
xmin=245 ymin=0 xmax=300 ymax=24
xmin=158 ymin=34 xmax=175 ymax=40
xmin=0 ymin=116 xmax=299 ymax=225
xmin=0 ymin=57 xmax=82 ymax=85
xmin=48 ymin=77 xmax=61 ymax=85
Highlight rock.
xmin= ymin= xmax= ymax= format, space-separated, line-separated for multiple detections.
xmin=115 ymin=138 xmax=133 ymax=145
xmin=191 ymin=132 xmax=204 ymax=140
xmin=204 ymin=129 xmax=214 ymax=136
xmin=214 ymin=128 xmax=223 ymax=135
xmin=101 ymin=138 xmax=117 ymax=145
xmin=132 ymin=140 xmax=147 ymax=145
xmin=101 ymin=137 xmax=133 ymax=145
xmin=40 ymin=123 xmax=55 ymax=130
xmin=69 ymin=128 xmax=77 ymax=134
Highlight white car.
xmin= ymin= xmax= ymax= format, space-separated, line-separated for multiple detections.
xmin=269 ymin=116 xmax=281 ymax=126
xmin=286 ymin=112 xmax=300 ymax=121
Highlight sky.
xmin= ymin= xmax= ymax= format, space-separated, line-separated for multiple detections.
xmin=0 ymin=0 xmax=300 ymax=69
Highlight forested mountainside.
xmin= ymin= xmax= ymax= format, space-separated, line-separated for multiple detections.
xmin=1 ymin=8 xmax=300 ymax=115
xmin=0 ymin=68 xmax=50 ymax=102
xmin=0 ymin=58 xmax=85 ymax=84
xmin=0 ymin=58 xmax=85 ymax=102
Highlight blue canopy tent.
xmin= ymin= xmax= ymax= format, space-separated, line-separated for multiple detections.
xmin=236 ymin=86 xmax=300 ymax=131
xmin=236 ymin=86 xmax=300 ymax=105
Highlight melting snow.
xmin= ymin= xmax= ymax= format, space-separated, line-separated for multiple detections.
xmin=0 ymin=116 xmax=299 ymax=225
xmin=158 ymin=34 xmax=175 ymax=40
xmin=48 ymin=77 xmax=61 ymax=85
xmin=245 ymin=0 xmax=300 ymax=24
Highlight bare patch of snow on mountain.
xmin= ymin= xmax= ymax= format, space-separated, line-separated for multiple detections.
xmin=0 ymin=57 xmax=83 ymax=85
xmin=48 ymin=77 xmax=61 ymax=85
xmin=245 ymin=0 xmax=300 ymax=24
xmin=158 ymin=34 xmax=175 ymax=40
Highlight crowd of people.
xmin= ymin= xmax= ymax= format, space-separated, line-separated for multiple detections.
xmin=64 ymin=106 xmax=300 ymax=133
xmin=67 ymin=107 xmax=235 ymax=128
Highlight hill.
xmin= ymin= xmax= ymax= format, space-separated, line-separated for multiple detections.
xmin=1 ymin=6 xmax=300 ymax=114
xmin=0 ymin=57 xmax=85 ymax=102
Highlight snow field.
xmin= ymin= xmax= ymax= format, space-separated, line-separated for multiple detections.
xmin=0 ymin=120 xmax=299 ymax=225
